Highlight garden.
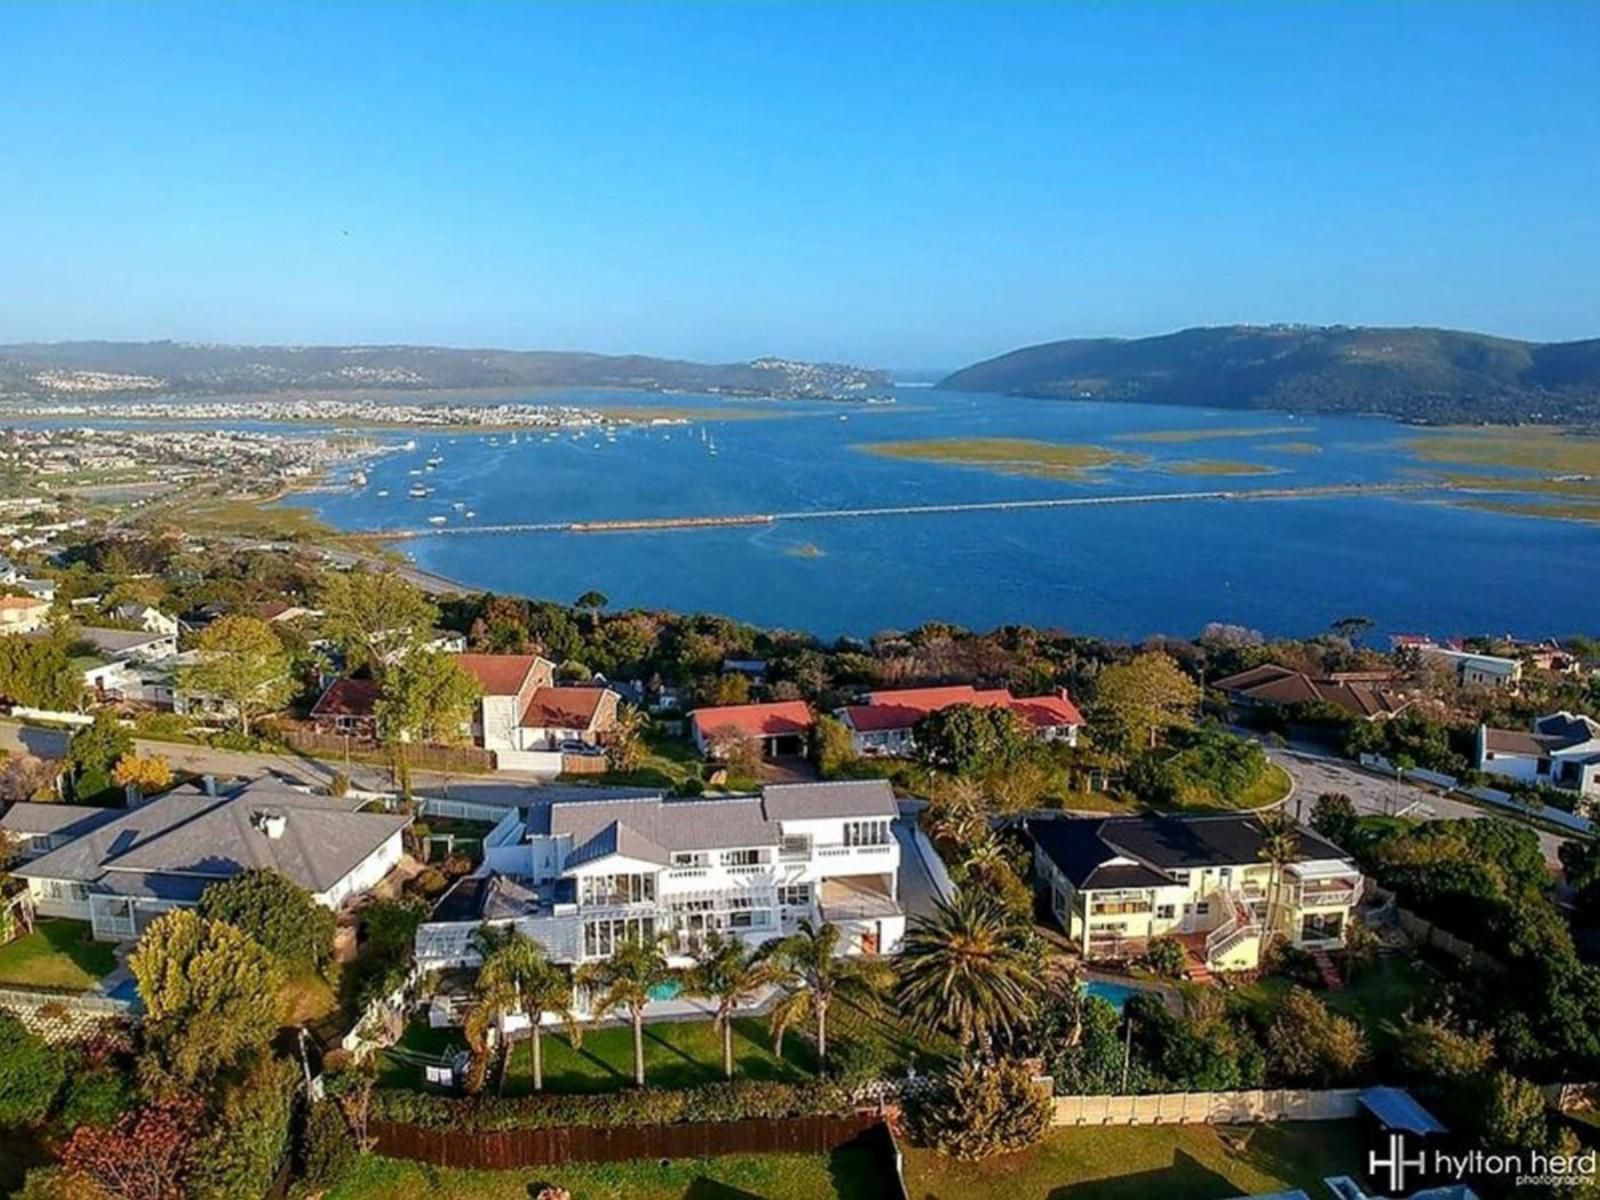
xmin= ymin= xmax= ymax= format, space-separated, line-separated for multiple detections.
xmin=0 ymin=920 xmax=117 ymax=992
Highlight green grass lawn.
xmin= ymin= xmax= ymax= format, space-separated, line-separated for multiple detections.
xmin=0 ymin=920 xmax=117 ymax=991
xmin=326 ymin=1144 xmax=887 ymax=1200
xmin=902 ymin=1121 xmax=1367 ymax=1200
xmin=1230 ymin=955 xmax=1433 ymax=1057
xmin=562 ymin=730 xmax=706 ymax=791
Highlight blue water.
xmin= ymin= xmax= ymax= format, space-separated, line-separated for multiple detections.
xmin=105 ymin=977 xmax=139 ymax=1003
xmin=647 ymin=980 xmax=682 ymax=1002
xmin=288 ymin=387 xmax=1600 ymax=640
xmin=1083 ymin=979 xmax=1142 ymax=1012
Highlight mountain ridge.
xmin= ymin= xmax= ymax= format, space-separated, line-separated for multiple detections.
xmin=937 ymin=324 xmax=1600 ymax=424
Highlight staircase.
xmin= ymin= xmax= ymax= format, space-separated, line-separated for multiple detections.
xmin=1311 ymin=949 xmax=1344 ymax=991
xmin=1184 ymin=956 xmax=1213 ymax=984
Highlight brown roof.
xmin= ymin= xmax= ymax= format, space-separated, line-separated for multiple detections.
xmin=310 ymin=677 xmax=381 ymax=720
xmin=1216 ymin=663 xmax=1407 ymax=720
xmin=521 ymin=686 xmax=610 ymax=730
xmin=0 ymin=595 xmax=49 ymax=613
xmin=456 ymin=654 xmax=541 ymax=697
xmin=1212 ymin=664 xmax=1300 ymax=693
xmin=1482 ymin=727 xmax=1552 ymax=756
xmin=689 ymin=700 xmax=814 ymax=739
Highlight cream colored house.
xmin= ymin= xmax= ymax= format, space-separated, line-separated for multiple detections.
xmin=1029 ymin=812 xmax=1362 ymax=974
xmin=0 ymin=595 xmax=51 ymax=636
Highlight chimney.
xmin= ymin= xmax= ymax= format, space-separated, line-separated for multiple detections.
xmin=202 ymin=774 xmax=217 ymax=797
xmin=254 ymin=811 xmax=287 ymax=839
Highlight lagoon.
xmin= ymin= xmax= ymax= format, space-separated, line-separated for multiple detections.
xmin=292 ymin=387 xmax=1600 ymax=641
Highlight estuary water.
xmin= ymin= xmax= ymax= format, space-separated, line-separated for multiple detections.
xmin=294 ymin=387 xmax=1600 ymax=641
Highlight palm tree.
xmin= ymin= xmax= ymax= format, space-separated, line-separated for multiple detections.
xmin=682 ymin=932 xmax=781 ymax=1079
xmin=1256 ymin=809 xmax=1300 ymax=946
xmin=574 ymin=933 xmax=674 ymax=1088
xmin=896 ymin=891 xmax=1040 ymax=1051
xmin=763 ymin=921 xmax=892 ymax=1074
xmin=474 ymin=928 xmax=582 ymax=1093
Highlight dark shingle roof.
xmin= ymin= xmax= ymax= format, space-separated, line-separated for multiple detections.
xmin=0 ymin=802 xmax=120 ymax=839
xmin=761 ymin=780 xmax=898 ymax=821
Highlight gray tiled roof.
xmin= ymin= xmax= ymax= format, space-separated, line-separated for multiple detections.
xmin=547 ymin=795 xmax=777 ymax=853
xmin=0 ymin=802 xmax=120 ymax=838
xmin=73 ymin=626 xmax=170 ymax=655
xmin=761 ymin=780 xmax=898 ymax=821
xmin=565 ymin=821 xmax=671 ymax=869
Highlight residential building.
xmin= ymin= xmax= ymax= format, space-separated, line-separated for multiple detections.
xmin=309 ymin=677 xmax=382 ymax=739
xmin=456 ymin=653 xmax=622 ymax=767
xmin=688 ymin=700 xmax=815 ymax=759
xmin=1398 ymin=639 xmax=1523 ymax=689
xmin=1477 ymin=712 xmax=1600 ymax=799
xmin=1027 ymin=812 xmax=1362 ymax=975
xmin=1213 ymin=664 xmax=1409 ymax=721
xmin=15 ymin=578 xmax=56 ymax=603
xmin=836 ymin=684 xmax=1084 ymax=756
xmin=518 ymin=685 xmax=620 ymax=751
xmin=73 ymin=625 xmax=178 ymax=663
xmin=415 ymin=780 xmax=906 ymax=975
xmin=73 ymin=654 xmax=135 ymax=701
xmin=0 ymin=803 xmax=116 ymax=860
xmin=256 ymin=601 xmax=320 ymax=624
xmin=0 ymin=595 xmax=50 ymax=636
xmin=112 ymin=603 xmax=180 ymax=637
xmin=14 ymin=776 xmax=411 ymax=941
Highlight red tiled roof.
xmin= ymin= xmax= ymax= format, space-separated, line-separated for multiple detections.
xmin=0 ymin=595 xmax=48 ymax=612
xmin=522 ymin=686 xmax=609 ymax=730
xmin=845 ymin=684 xmax=1083 ymax=732
xmin=455 ymin=654 xmax=540 ymax=697
xmin=1010 ymin=692 xmax=1086 ymax=728
xmin=689 ymin=700 xmax=814 ymax=739
xmin=310 ymin=677 xmax=380 ymax=719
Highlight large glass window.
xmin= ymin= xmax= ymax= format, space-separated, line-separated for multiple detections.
xmin=580 ymin=873 xmax=656 ymax=906
xmin=583 ymin=915 xmax=657 ymax=957
xmin=843 ymin=820 xmax=890 ymax=847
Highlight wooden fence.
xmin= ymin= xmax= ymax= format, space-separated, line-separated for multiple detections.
xmin=369 ymin=1113 xmax=884 ymax=1170
xmin=1393 ymin=907 xmax=1506 ymax=974
xmin=276 ymin=727 xmax=495 ymax=774
xmin=1051 ymin=1088 xmax=1361 ymax=1126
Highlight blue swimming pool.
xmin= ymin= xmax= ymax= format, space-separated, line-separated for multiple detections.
xmin=1082 ymin=979 xmax=1141 ymax=1012
xmin=647 ymin=981 xmax=682 ymax=1002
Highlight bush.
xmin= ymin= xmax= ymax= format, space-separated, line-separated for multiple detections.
xmin=0 ymin=1013 xmax=66 ymax=1127
xmin=189 ymin=1059 xmax=298 ymax=1200
xmin=1140 ymin=936 xmax=1187 ymax=979
xmin=55 ymin=1067 xmax=133 ymax=1131
xmin=198 ymin=867 xmax=337 ymax=974
xmin=905 ymin=1058 xmax=1051 ymax=1161
xmin=828 ymin=1037 xmax=896 ymax=1088
xmin=1267 ymin=987 xmax=1368 ymax=1085
xmin=369 ymin=1079 xmax=853 ymax=1132
xmin=301 ymin=1100 xmax=356 ymax=1188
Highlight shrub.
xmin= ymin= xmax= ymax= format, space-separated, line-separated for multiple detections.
xmin=1140 ymin=936 xmax=1187 ymax=979
xmin=56 ymin=1067 xmax=134 ymax=1132
xmin=300 ymin=1100 xmax=356 ymax=1189
xmin=189 ymin=1060 xmax=298 ymax=1200
xmin=0 ymin=1013 xmax=66 ymax=1128
xmin=197 ymin=867 xmax=337 ymax=974
xmin=905 ymin=1058 xmax=1051 ymax=1161
xmin=1267 ymin=987 xmax=1368 ymax=1085
xmin=827 ymin=1037 xmax=895 ymax=1088
xmin=411 ymin=867 xmax=448 ymax=897
xmin=328 ymin=770 xmax=351 ymax=798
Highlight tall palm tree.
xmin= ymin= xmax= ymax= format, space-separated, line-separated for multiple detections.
xmin=574 ymin=933 xmax=674 ymax=1088
xmin=1256 ymin=809 xmax=1300 ymax=946
xmin=682 ymin=932 xmax=780 ymax=1079
xmin=896 ymin=891 xmax=1040 ymax=1051
xmin=763 ymin=921 xmax=892 ymax=1074
xmin=475 ymin=928 xmax=582 ymax=1093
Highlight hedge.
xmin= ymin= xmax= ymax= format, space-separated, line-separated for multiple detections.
xmin=369 ymin=1079 xmax=855 ymax=1132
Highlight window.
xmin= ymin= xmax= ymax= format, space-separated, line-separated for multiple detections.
xmin=721 ymin=848 xmax=762 ymax=867
xmin=1171 ymin=871 xmax=1190 ymax=886
xmin=1300 ymin=911 xmax=1344 ymax=943
xmin=779 ymin=834 xmax=812 ymax=858
xmin=672 ymin=852 xmax=710 ymax=868
xmin=1156 ymin=904 xmax=1176 ymax=920
xmin=1219 ymin=867 xmax=1232 ymax=881
xmin=779 ymin=884 xmax=811 ymax=907
xmin=1195 ymin=902 xmax=1210 ymax=916
xmin=1537 ymin=758 xmax=1551 ymax=776
xmin=583 ymin=915 xmax=657 ymax=958
xmin=844 ymin=820 xmax=890 ymax=847
xmin=580 ymin=873 xmax=656 ymax=906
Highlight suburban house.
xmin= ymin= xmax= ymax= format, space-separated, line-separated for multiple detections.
xmin=456 ymin=653 xmax=622 ymax=768
xmin=1394 ymin=637 xmax=1524 ymax=689
xmin=0 ymin=595 xmax=50 ymax=636
xmin=256 ymin=601 xmax=320 ymax=624
xmin=1213 ymin=664 xmax=1409 ymax=721
xmin=112 ymin=603 xmax=180 ymax=637
xmin=1477 ymin=712 xmax=1600 ymax=799
xmin=836 ymin=684 xmax=1084 ymax=756
xmin=0 ymin=803 xmax=117 ymax=860
xmin=1027 ymin=812 xmax=1362 ymax=977
xmin=415 ymin=780 xmax=907 ymax=979
xmin=688 ymin=700 xmax=815 ymax=759
xmin=73 ymin=625 xmax=178 ymax=663
xmin=13 ymin=776 xmax=411 ymax=941
xmin=308 ymin=677 xmax=383 ymax=739
xmin=73 ymin=654 xmax=135 ymax=701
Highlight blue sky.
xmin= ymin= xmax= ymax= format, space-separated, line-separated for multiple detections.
xmin=2 ymin=3 xmax=1597 ymax=367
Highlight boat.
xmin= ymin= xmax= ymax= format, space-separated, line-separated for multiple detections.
xmin=508 ymin=433 xmax=519 ymax=445
xmin=465 ymin=510 xmax=476 ymax=518
xmin=399 ymin=439 xmax=417 ymax=451
xmin=426 ymin=456 xmax=444 ymax=467
xmin=452 ymin=502 xmax=466 ymax=511
xmin=427 ymin=515 xmax=447 ymax=526
xmin=408 ymin=484 xmax=431 ymax=498
xmin=375 ymin=489 xmax=390 ymax=498
xmin=408 ymin=468 xmax=423 ymax=476
xmin=349 ymin=469 xmax=368 ymax=486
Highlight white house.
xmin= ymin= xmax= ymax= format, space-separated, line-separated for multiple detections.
xmin=836 ymin=685 xmax=1084 ymax=757
xmin=455 ymin=654 xmax=622 ymax=769
xmin=1418 ymin=645 xmax=1522 ymax=689
xmin=687 ymin=700 xmax=815 ymax=759
xmin=1028 ymin=812 xmax=1362 ymax=977
xmin=73 ymin=625 xmax=178 ymax=664
xmin=0 ymin=595 xmax=51 ymax=636
xmin=112 ymin=604 xmax=180 ymax=637
xmin=13 ymin=776 xmax=411 ymax=941
xmin=1477 ymin=712 xmax=1600 ymax=799
xmin=415 ymin=780 xmax=907 ymax=980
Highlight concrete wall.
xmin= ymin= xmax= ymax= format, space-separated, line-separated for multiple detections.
xmin=1051 ymin=1087 xmax=1361 ymax=1126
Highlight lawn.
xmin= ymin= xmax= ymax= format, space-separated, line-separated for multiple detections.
xmin=0 ymin=920 xmax=117 ymax=991
xmin=902 ymin=1121 xmax=1368 ymax=1200
xmin=1230 ymin=955 xmax=1433 ymax=1056
xmin=325 ymin=1145 xmax=887 ymax=1200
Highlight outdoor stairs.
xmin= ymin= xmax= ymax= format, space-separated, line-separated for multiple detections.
xmin=1311 ymin=948 xmax=1344 ymax=991
xmin=1184 ymin=955 xmax=1213 ymax=985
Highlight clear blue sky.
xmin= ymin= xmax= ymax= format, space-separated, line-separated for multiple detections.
xmin=2 ymin=2 xmax=1597 ymax=367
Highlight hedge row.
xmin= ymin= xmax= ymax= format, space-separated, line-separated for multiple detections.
xmin=370 ymin=1080 xmax=855 ymax=1132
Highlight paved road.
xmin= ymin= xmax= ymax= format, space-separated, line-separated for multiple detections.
xmin=1267 ymin=743 xmax=1569 ymax=865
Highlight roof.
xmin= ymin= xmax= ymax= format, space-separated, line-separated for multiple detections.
xmin=73 ymin=626 xmax=169 ymax=654
xmin=688 ymin=700 xmax=814 ymax=739
xmin=0 ymin=595 xmax=49 ymax=612
xmin=566 ymin=820 xmax=671 ymax=869
xmin=1359 ymin=1086 xmax=1448 ymax=1136
xmin=456 ymin=653 xmax=544 ymax=697
xmin=431 ymin=873 xmax=554 ymax=923
xmin=310 ymin=677 xmax=381 ymax=720
xmin=1534 ymin=711 xmax=1600 ymax=747
xmin=1214 ymin=663 xmax=1407 ymax=720
xmin=1482 ymin=727 xmax=1551 ymax=756
xmin=16 ymin=777 xmax=408 ymax=898
xmin=1027 ymin=813 xmax=1351 ymax=889
xmin=0 ymin=802 xmax=120 ymax=839
xmin=843 ymin=684 xmax=1083 ymax=733
xmin=542 ymin=794 xmax=779 ymax=854
xmin=521 ymin=686 xmax=610 ymax=730
xmin=761 ymin=780 xmax=898 ymax=821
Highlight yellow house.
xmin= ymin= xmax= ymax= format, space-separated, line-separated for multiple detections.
xmin=0 ymin=595 xmax=51 ymax=636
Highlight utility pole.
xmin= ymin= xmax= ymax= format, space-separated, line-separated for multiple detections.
xmin=1121 ymin=1013 xmax=1134 ymax=1093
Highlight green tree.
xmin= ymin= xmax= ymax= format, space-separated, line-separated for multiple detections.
xmin=374 ymin=649 xmax=480 ymax=800
xmin=574 ymin=934 xmax=674 ymax=1088
xmin=905 ymin=1057 xmax=1052 ymax=1161
xmin=0 ymin=1012 xmax=66 ymax=1127
xmin=197 ymin=868 xmax=336 ymax=975
xmin=809 ymin=713 xmax=857 ymax=777
xmin=913 ymin=704 xmax=1029 ymax=776
xmin=1092 ymin=652 xmax=1201 ymax=757
xmin=0 ymin=633 xmax=82 ymax=711
xmin=1256 ymin=809 xmax=1300 ymax=947
xmin=363 ymin=896 xmax=430 ymax=964
xmin=896 ymin=892 xmax=1039 ymax=1050
xmin=68 ymin=710 xmax=133 ymax=803
xmin=1310 ymin=791 xmax=1359 ymax=848
xmin=682 ymin=932 xmax=780 ymax=1080
xmin=764 ymin=921 xmax=892 ymax=1073
xmin=604 ymin=705 xmax=649 ymax=774
xmin=466 ymin=927 xmax=580 ymax=1094
xmin=188 ymin=1059 xmax=297 ymax=1200
xmin=178 ymin=615 xmax=293 ymax=736
xmin=318 ymin=568 xmax=439 ymax=678
xmin=1266 ymin=987 xmax=1368 ymax=1085
xmin=129 ymin=910 xmax=287 ymax=1095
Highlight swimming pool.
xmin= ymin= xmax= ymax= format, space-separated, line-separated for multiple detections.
xmin=647 ymin=981 xmax=682 ymax=1002
xmin=1082 ymin=979 xmax=1141 ymax=1012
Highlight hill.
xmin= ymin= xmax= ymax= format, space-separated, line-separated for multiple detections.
xmin=0 ymin=341 xmax=891 ymax=403
xmin=937 ymin=325 xmax=1600 ymax=424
